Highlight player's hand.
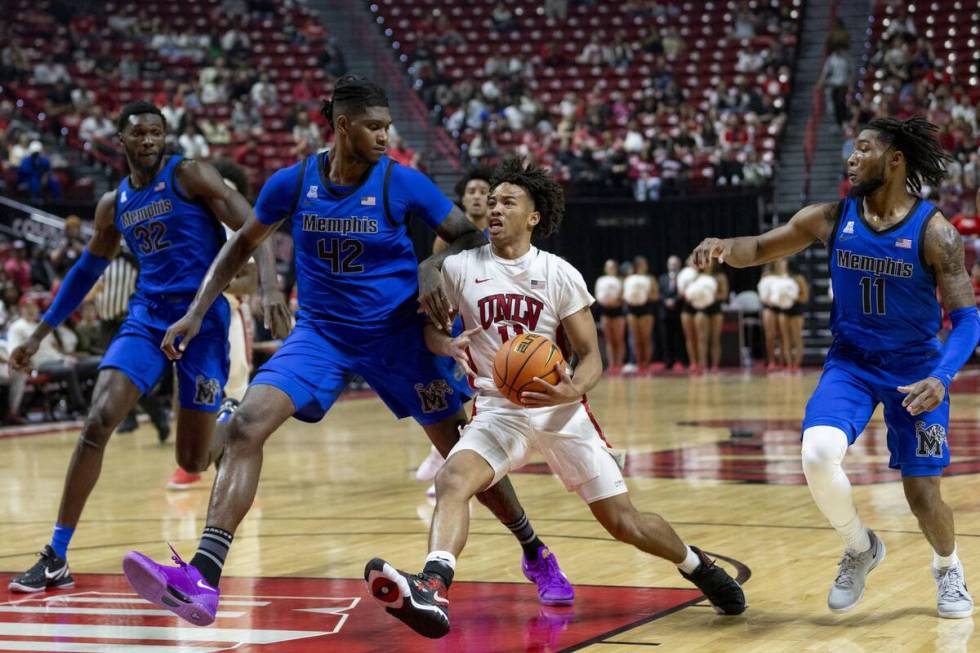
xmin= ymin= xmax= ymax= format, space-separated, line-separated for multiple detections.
xmin=9 ymin=338 xmax=40 ymax=373
xmin=692 ymin=237 xmax=729 ymax=269
xmin=261 ymin=289 xmax=292 ymax=339
xmin=446 ymin=326 xmax=480 ymax=377
xmin=418 ymin=263 xmax=454 ymax=332
xmin=898 ymin=376 xmax=946 ymax=416
xmin=521 ymin=363 xmax=582 ymax=407
xmin=161 ymin=313 xmax=203 ymax=361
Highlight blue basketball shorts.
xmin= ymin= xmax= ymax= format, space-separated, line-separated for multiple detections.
xmin=99 ymin=294 xmax=231 ymax=412
xmin=251 ymin=313 xmax=471 ymax=424
xmin=802 ymin=347 xmax=949 ymax=477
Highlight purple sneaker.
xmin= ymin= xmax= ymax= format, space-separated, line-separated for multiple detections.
xmin=522 ymin=546 xmax=574 ymax=606
xmin=122 ymin=545 xmax=219 ymax=626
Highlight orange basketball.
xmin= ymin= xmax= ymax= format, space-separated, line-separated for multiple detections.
xmin=492 ymin=332 xmax=566 ymax=406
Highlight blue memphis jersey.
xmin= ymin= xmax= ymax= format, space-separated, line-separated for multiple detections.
xmin=828 ymin=197 xmax=941 ymax=352
xmin=254 ymin=153 xmax=452 ymax=326
xmin=115 ymin=155 xmax=225 ymax=297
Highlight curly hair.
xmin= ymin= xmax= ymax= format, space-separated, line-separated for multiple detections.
xmin=490 ymin=158 xmax=565 ymax=239
xmin=320 ymin=75 xmax=389 ymax=128
xmin=867 ymin=116 xmax=951 ymax=195
xmin=453 ymin=164 xmax=495 ymax=202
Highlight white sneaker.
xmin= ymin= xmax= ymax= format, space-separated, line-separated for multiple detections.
xmin=415 ymin=447 xmax=445 ymax=482
xmin=935 ymin=563 xmax=974 ymax=619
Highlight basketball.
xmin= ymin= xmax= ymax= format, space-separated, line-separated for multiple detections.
xmin=492 ymin=333 xmax=566 ymax=405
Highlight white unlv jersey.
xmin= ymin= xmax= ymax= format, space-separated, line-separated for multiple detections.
xmin=442 ymin=245 xmax=594 ymax=397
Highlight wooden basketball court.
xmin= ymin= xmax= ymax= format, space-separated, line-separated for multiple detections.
xmin=1 ymin=370 xmax=978 ymax=652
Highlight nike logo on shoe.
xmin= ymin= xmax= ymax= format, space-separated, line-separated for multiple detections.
xmin=432 ymin=591 xmax=449 ymax=606
xmin=44 ymin=565 xmax=67 ymax=580
xmin=196 ymin=579 xmax=217 ymax=592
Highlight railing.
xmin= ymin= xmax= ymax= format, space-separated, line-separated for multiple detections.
xmin=801 ymin=0 xmax=843 ymax=203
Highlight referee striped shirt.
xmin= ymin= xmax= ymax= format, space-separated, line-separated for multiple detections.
xmin=95 ymin=256 xmax=138 ymax=321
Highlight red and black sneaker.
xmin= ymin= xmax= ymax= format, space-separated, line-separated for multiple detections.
xmin=364 ymin=558 xmax=450 ymax=638
xmin=680 ymin=546 xmax=747 ymax=615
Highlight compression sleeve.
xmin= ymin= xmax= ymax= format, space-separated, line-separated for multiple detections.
xmin=931 ymin=306 xmax=980 ymax=390
xmin=42 ymin=249 xmax=110 ymax=328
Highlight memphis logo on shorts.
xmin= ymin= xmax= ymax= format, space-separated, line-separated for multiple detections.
xmin=915 ymin=420 xmax=947 ymax=457
xmin=194 ymin=375 xmax=222 ymax=406
xmin=415 ymin=380 xmax=454 ymax=413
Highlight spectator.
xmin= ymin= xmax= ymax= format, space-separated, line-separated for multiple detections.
xmin=250 ymin=73 xmax=278 ymax=108
xmin=387 ymin=131 xmax=419 ymax=168
xmin=178 ymin=123 xmax=211 ymax=160
xmin=6 ymin=295 xmax=87 ymax=421
xmin=491 ymin=3 xmax=516 ymax=32
xmin=50 ymin=215 xmax=86 ymax=277
xmin=78 ymin=106 xmax=115 ymax=143
xmin=18 ymin=142 xmax=62 ymax=201
xmin=819 ymin=47 xmax=851 ymax=129
xmin=292 ymin=112 xmax=321 ymax=157
xmin=544 ymin=0 xmax=568 ymax=20
xmin=5 ymin=241 xmax=32 ymax=293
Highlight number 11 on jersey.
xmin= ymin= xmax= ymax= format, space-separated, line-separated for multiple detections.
xmin=860 ymin=277 xmax=886 ymax=315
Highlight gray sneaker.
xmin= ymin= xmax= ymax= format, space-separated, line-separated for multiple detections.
xmin=934 ymin=563 xmax=974 ymax=619
xmin=828 ymin=530 xmax=885 ymax=613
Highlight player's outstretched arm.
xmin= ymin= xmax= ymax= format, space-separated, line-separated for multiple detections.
xmin=521 ymin=307 xmax=601 ymax=407
xmin=692 ymin=201 xmax=839 ymax=269
xmin=899 ymin=215 xmax=980 ymax=415
xmin=419 ymin=206 xmax=486 ymax=331
xmin=10 ymin=192 xmax=120 ymax=372
xmin=176 ymin=160 xmax=291 ymax=339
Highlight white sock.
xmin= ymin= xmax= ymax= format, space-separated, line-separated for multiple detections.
xmin=676 ymin=546 xmax=701 ymax=574
xmin=934 ymin=544 xmax=959 ymax=570
xmin=801 ymin=426 xmax=871 ymax=553
xmin=425 ymin=550 xmax=457 ymax=570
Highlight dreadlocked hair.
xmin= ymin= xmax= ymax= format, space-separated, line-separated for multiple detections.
xmin=491 ymin=158 xmax=565 ymax=239
xmin=453 ymin=164 xmax=495 ymax=201
xmin=867 ymin=116 xmax=951 ymax=195
xmin=320 ymin=75 xmax=389 ymax=128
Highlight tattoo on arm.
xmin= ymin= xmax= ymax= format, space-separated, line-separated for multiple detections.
xmin=928 ymin=217 xmax=974 ymax=311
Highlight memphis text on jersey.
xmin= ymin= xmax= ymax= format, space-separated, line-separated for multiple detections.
xmin=835 ymin=249 xmax=914 ymax=279
xmin=301 ymin=214 xmax=379 ymax=235
xmin=120 ymin=199 xmax=173 ymax=228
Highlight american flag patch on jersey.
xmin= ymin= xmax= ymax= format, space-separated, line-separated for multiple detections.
xmin=895 ymin=238 xmax=912 ymax=249
xmin=154 ymin=181 xmax=166 ymax=191
xmin=530 ymin=279 xmax=544 ymax=288
xmin=361 ymin=196 xmax=376 ymax=206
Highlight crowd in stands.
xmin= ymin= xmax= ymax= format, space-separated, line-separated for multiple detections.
xmin=835 ymin=0 xmax=979 ymax=225
xmin=378 ymin=0 xmax=801 ymax=197
xmin=0 ymin=0 xmax=345 ymax=202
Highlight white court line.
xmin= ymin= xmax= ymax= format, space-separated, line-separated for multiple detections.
xmin=0 ymin=641 xmax=221 ymax=653
xmin=0 ymin=606 xmax=246 ymax=618
xmin=0 ymin=623 xmax=330 ymax=644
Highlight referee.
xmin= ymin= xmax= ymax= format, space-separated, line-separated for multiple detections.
xmin=92 ymin=251 xmax=171 ymax=441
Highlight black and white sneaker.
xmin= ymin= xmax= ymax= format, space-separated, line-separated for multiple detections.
xmin=680 ymin=546 xmax=747 ymax=615
xmin=8 ymin=545 xmax=75 ymax=593
xmin=364 ymin=558 xmax=450 ymax=638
